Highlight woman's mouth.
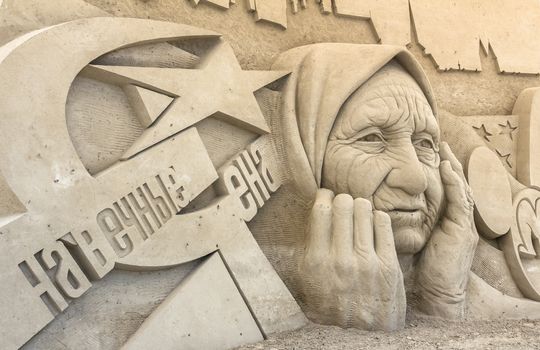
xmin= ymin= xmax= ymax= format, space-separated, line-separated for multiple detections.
xmin=386 ymin=208 xmax=425 ymax=227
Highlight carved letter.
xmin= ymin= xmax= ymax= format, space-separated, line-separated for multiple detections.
xmin=97 ymin=208 xmax=137 ymax=258
xmin=143 ymin=182 xmax=173 ymax=224
xmin=60 ymin=230 xmax=116 ymax=280
xmin=249 ymin=143 xmax=281 ymax=193
xmin=217 ymin=164 xmax=258 ymax=221
xmin=235 ymin=150 xmax=270 ymax=207
xmin=114 ymin=197 xmax=149 ymax=240
xmin=40 ymin=241 xmax=92 ymax=299
xmin=127 ymin=187 xmax=162 ymax=235
xmin=18 ymin=255 xmax=68 ymax=316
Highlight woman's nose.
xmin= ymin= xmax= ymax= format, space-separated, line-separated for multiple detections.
xmin=385 ymin=143 xmax=428 ymax=195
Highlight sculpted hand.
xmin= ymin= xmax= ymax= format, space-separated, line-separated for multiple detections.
xmin=297 ymin=189 xmax=406 ymax=330
xmin=416 ymin=142 xmax=478 ymax=318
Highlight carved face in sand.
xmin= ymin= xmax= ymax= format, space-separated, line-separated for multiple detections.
xmin=322 ymin=62 xmax=444 ymax=254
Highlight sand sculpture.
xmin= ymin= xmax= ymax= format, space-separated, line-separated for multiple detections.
xmin=1 ymin=2 xmax=540 ymax=349
xmin=268 ymin=45 xmax=477 ymax=329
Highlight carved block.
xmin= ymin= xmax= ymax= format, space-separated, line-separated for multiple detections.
xmin=467 ymin=146 xmax=513 ymax=238
xmin=252 ymin=0 xmax=288 ymax=28
xmin=410 ymin=0 xmax=540 ymax=73
xmin=122 ymin=253 xmax=264 ymax=350
xmin=513 ymin=87 xmax=540 ymax=186
xmin=333 ymin=0 xmax=410 ymax=45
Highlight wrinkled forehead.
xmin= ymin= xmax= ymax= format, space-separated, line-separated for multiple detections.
xmin=335 ymin=61 xmax=439 ymax=139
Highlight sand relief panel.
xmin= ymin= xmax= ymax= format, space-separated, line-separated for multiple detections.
xmin=3 ymin=8 xmax=540 ymax=350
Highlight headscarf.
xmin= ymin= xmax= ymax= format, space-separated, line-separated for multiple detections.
xmin=272 ymin=44 xmax=437 ymax=200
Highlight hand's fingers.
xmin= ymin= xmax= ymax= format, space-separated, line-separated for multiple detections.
xmin=440 ymin=142 xmax=466 ymax=183
xmin=332 ymin=193 xmax=354 ymax=255
xmin=373 ymin=211 xmax=398 ymax=266
xmin=440 ymin=161 xmax=473 ymax=228
xmin=353 ymin=198 xmax=374 ymax=253
xmin=306 ymin=188 xmax=334 ymax=252
xmin=440 ymin=161 xmax=467 ymax=204
xmin=440 ymin=146 xmax=474 ymax=207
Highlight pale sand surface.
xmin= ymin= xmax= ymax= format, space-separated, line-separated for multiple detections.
xmin=237 ymin=317 xmax=540 ymax=350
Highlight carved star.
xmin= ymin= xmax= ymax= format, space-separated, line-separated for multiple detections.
xmin=82 ymin=40 xmax=289 ymax=159
xmin=498 ymin=120 xmax=518 ymax=140
xmin=473 ymin=124 xmax=493 ymax=142
xmin=496 ymin=149 xmax=512 ymax=168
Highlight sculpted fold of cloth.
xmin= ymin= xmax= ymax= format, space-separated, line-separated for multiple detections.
xmin=271 ymin=44 xmax=478 ymax=330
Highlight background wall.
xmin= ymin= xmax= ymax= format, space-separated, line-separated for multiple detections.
xmin=3 ymin=0 xmax=540 ymax=117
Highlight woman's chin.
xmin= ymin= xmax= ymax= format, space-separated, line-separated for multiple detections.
xmin=392 ymin=226 xmax=429 ymax=254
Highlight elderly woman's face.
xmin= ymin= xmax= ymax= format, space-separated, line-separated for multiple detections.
xmin=322 ymin=62 xmax=443 ymax=254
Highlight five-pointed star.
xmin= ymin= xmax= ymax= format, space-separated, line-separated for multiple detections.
xmin=498 ymin=120 xmax=518 ymax=140
xmin=496 ymin=149 xmax=512 ymax=168
xmin=473 ymin=124 xmax=493 ymax=142
xmin=83 ymin=39 xmax=289 ymax=159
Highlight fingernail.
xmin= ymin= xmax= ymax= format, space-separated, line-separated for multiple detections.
xmin=374 ymin=210 xmax=391 ymax=225
xmin=334 ymin=193 xmax=353 ymax=212
xmin=354 ymin=198 xmax=372 ymax=211
xmin=316 ymin=188 xmax=334 ymax=202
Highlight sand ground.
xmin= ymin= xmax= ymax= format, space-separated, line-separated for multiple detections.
xmin=237 ymin=317 xmax=540 ymax=350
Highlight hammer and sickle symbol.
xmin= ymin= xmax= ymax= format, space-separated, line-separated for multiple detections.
xmin=0 ymin=18 xmax=303 ymax=348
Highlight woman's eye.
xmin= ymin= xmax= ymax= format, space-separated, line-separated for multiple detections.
xmin=415 ymin=138 xmax=434 ymax=149
xmin=358 ymin=133 xmax=383 ymax=142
